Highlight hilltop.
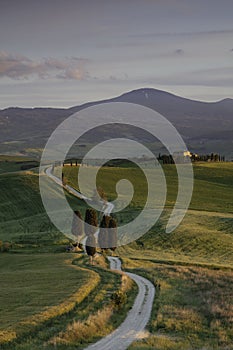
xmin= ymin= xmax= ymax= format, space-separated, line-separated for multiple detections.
xmin=0 ymin=88 xmax=232 ymax=159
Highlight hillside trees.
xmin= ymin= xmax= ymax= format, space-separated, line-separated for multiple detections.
xmin=84 ymin=208 xmax=98 ymax=236
xmin=98 ymin=215 xmax=111 ymax=251
xmin=85 ymin=235 xmax=97 ymax=265
xmin=98 ymin=215 xmax=118 ymax=253
xmin=109 ymin=217 xmax=117 ymax=253
xmin=84 ymin=208 xmax=98 ymax=264
xmin=83 ymin=208 xmax=118 ymax=263
xmin=71 ymin=210 xmax=83 ymax=243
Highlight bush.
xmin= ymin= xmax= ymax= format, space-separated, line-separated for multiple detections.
xmin=111 ymin=290 xmax=127 ymax=309
xmin=1 ymin=242 xmax=11 ymax=252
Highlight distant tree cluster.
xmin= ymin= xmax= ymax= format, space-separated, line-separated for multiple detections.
xmin=191 ymin=153 xmax=225 ymax=162
xmin=61 ymin=159 xmax=82 ymax=167
xmin=157 ymin=154 xmax=175 ymax=164
xmin=69 ymin=208 xmax=118 ymax=265
xmin=157 ymin=152 xmax=226 ymax=164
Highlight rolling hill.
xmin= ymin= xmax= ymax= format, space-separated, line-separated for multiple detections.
xmin=0 ymin=88 xmax=232 ymax=159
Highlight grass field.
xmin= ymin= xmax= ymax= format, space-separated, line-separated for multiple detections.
xmin=0 ymin=162 xmax=138 ymax=348
xmin=60 ymin=162 xmax=233 ymax=267
xmin=0 ymin=253 xmax=137 ymax=350
xmin=0 ymin=155 xmax=39 ymax=174
xmin=0 ymin=171 xmax=89 ymax=248
xmin=0 ymin=254 xmax=97 ymax=342
xmin=0 ymin=158 xmax=232 ymax=349
xmin=125 ymin=259 xmax=233 ymax=350
xmin=61 ymin=162 xmax=233 ymax=213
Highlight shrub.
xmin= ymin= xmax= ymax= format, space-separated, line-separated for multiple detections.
xmin=1 ymin=242 xmax=11 ymax=252
xmin=111 ymin=290 xmax=127 ymax=309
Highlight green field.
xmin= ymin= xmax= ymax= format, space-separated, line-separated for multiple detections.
xmin=0 ymin=155 xmax=39 ymax=174
xmin=0 ymin=254 xmax=94 ymax=335
xmin=126 ymin=260 xmax=233 ymax=350
xmin=61 ymin=162 xmax=233 ymax=213
xmin=0 ymin=157 xmax=233 ymax=349
xmin=61 ymin=162 xmax=233 ymax=267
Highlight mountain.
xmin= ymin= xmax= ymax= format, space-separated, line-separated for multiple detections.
xmin=0 ymin=88 xmax=232 ymax=159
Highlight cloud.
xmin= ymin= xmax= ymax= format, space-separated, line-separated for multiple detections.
xmin=0 ymin=52 xmax=89 ymax=80
xmin=174 ymin=49 xmax=184 ymax=55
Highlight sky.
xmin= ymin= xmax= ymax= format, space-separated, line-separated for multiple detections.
xmin=0 ymin=0 xmax=233 ymax=108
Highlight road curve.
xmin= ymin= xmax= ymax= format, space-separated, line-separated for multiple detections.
xmin=45 ymin=166 xmax=114 ymax=215
xmin=44 ymin=166 xmax=155 ymax=349
xmin=84 ymin=257 xmax=155 ymax=350
xmin=44 ymin=166 xmax=114 ymax=251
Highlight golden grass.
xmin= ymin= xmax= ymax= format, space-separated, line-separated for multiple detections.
xmin=49 ymin=305 xmax=113 ymax=345
xmin=0 ymin=257 xmax=100 ymax=344
xmin=18 ymin=261 xmax=100 ymax=329
xmin=129 ymin=334 xmax=190 ymax=350
xmin=125 ymin=259 xmax=233 ymax=349
xmin=48 ymin=264 xmax=135 ymax=346
xmin=0 ymin=330 xmax=17 ymax=344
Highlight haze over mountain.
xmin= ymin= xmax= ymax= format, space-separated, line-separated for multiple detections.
xmin=0 ymin=88 xmax=232 ymax=159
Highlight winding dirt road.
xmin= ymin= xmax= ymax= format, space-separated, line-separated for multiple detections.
xmin=44 ymin=166 xmax=155 ymax=350
xmin=45 ymin=166 xmax=114 ymax=252
xmin=84 ymin=257 xmax=155 ymax=350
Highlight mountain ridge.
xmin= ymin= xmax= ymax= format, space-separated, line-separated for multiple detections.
xmin=0 ymin=88 xmax=232 ymax=159
xmin=1 ymin=88 xmax=233 ymax=111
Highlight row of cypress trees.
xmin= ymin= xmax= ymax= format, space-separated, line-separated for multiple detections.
xmin=71 ymin=208 xmax=117 ymax=263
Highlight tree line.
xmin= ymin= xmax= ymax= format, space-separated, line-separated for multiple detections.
xmin=158 ymin=153 xmax=226 ymax=164
xmin=71 ymin=208 xmax=117 ymax=264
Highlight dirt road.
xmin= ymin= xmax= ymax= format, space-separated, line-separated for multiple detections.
xmin=84 ymin=257 xmax=155 ymax=350
xmin=45 ymin=166 xmax=155 ymax=349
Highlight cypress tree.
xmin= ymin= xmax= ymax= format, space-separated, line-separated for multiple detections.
xmin=85 ymin=234 xmax=97 ymax=265
xmin=98 ymin=215 xmax=111 ymax=251
xmin=108 ymin=217 xmax=117 ymax=252
xmin=84 ymin=208 xmax=98 ymax=264
xmin=71 ymin=210 xmax=83 ymax=242
xmin=84 ymin=208 xmax=98 ymax=236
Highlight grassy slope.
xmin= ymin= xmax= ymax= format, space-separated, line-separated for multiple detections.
xmin=62 ymin=162 xmax=233 ymax=349
xmin=0 ymin=160 xmax=232 ymax=349
xmin=0 ymin=171 xmax=89 ymax=246
xmin=62 ymin=162 xmax=233 ymax=267
xmin=0 ymin=162 xmax=137 ymax=349
xmin=61 ymin=162 xmax=233 ymax=213
xmin=0 ymin=155 xmax=39 ymax=174
xmin=0 ymin=254 xmax=138 ymax=350
xmin=126 ymin=260 xmax=233 ymax=350
xmin=0 ymin=254 xmax=92 ymax=330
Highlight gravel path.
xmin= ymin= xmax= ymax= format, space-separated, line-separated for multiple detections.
xmin=84 ymin=257 xmax=155 ymax=350
xmin=45 ymin=166 xmax=156 ymax=350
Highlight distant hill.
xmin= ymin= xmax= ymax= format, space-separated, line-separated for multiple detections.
xmin=0 ymin=88 xmax=232 ymax=159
